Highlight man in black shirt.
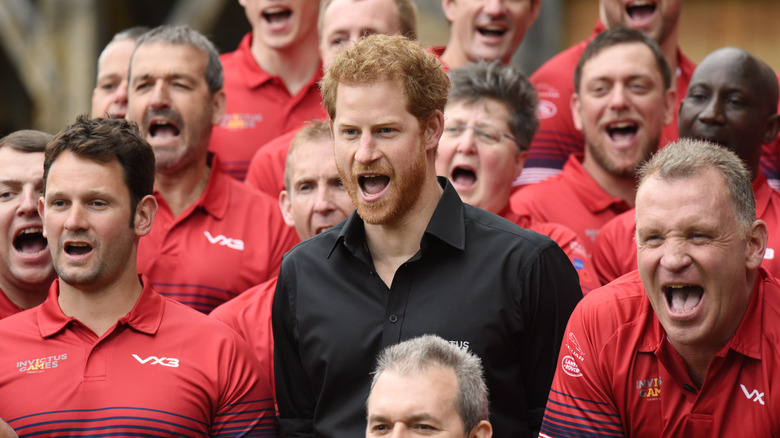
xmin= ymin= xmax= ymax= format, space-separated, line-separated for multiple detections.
xmin=272 ymin=34 xmax=582 ymax=438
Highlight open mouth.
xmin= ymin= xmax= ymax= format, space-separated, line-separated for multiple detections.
xmin=477 ymin=24 xmax=507 ymax=38
xmin=149 ymin=119 xmax=180 ymax=139
xmin=664 ymin=284 xmax=703 ymax=314
xmin=14 ymin=227 xmax=47 ymax=255
xmin=451 ymin=166 xmax=477 ymax=187
xmin=263 ymin=7 xmax=292 ymax=24
xmin=606 ymin=121 xmax=639 ymax=145
xmin=65 ymin=242 xmax=93 ymax=257
xmin=626 ymin=1 xmax=657 ymax=20
xmin=359 ymin=174 xmax=390 ymax=196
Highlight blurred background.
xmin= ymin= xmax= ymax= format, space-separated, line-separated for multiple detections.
xmin=1 ymin=0 xmax=777 ymax=136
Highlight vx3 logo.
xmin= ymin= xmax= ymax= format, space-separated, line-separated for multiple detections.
xmin=132 ymin=354 xmax=180 ymax=368
xmin=740 ymin=384 xmax=765 ymax=405
xmin=204 ymin=231 xmax=244 ymax=251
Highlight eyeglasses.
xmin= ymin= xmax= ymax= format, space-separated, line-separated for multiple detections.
xmin=442 ymin=123 xmax=516 ymax=146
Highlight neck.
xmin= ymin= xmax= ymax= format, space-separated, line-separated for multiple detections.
xmin=658 ymin=30 xmax=679 ymax=87
xmin=582 ymin=155 xmax=638 ymax=207
xmin=364 ymin=175 xmax=443 ymax=288
xmin=0 ymin=277 xmax=52 ymax=310
xmin=154 ymin=158 xmax=211 ymax=218
xmin=439 ymin=46 xmax=469 ymax=70
xmin=670 ymin=342 xmax=717 ymax=389
xmin=57 ymin=259 xmax=143 ymax=337
xmin=250 ymin=30 xmax=320 ymax=96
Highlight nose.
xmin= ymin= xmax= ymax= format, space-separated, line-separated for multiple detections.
xmin=483 ymin=0 xmax=506 ymax=15
xmin=659 ymin=239 xmax=692 ymax=272
xmin=354 ymin=133 xmax=381 ymax=164
xmin=17 ymin=186 xmax=40 ymax=218
xmin=63 ymin=204 xmax=89 ymax=232
xmin=455 ymin=128 xmax=478 ymax=155
xmin=608 ymin=84 xmax=629 ymax=110
xmin=115 ymin=79 xmax=129 ymax=105
xmin=150 ymin=81 xmax=171 ymax=109
xmin=313 ymin=185 xmax=337 ymax=215
xmin=697 ymin=95 xmax=725 ymax=125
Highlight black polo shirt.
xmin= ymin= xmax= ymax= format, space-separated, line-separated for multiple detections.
xmin=273 ymin=177 xmax=582 ymax=437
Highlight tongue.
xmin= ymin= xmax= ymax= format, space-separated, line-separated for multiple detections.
xmin=153 ymin=125 xmax=178 ymax=139
xmin=68 ymin=246 xmax=91 ymax=256
xmin=453 ymin=171 xmax=476 ymax=187
xmin=363 ymin=176 xmax=389 ymax=195
xmin=669 ymin=287 xmax=703 ymax=313
xmin=610 ymin=129 xmax=636 ymax=145
xmin=17 ymin=236 xmax=46 ymax=254
xmin=628 ymin=5 xmax=656 ymax=21
xmin=266 ymin=11 xmax=291 ymax=24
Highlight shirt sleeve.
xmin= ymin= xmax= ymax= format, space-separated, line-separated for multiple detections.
xmin=213 ymin=330 xmax=277 ymax=437
xmin=272 ymin=261 xmax=316 ymax=437
xmin=518 ymin=242 xmax=583 ymax=432
xmin=538 ymin=298 xmax=625 ymax=438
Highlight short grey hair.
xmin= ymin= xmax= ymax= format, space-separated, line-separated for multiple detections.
xmin=97 ymin=26 xmax=150 ymax=67
xmin=637 ymin=138 xmax=756 ymax=237
xmin=133 ymin=24 xmax=223 ymax=94
xmin=369 ymin=335 xmax=489 ymax=433
xmin=447 ymin=60 xmax=538 ymax=151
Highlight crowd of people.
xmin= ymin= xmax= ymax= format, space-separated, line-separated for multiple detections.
xmin=0 ymin=0 xmax=778 ymax=437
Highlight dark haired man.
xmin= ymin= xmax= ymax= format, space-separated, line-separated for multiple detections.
xmin=0 ymin=116 xmax=276 ymax=435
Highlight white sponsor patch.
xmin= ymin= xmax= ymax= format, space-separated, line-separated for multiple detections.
xmin=562 ymin=355 xmax=582 ymax=377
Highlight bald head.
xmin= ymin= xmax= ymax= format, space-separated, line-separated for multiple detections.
xmin=678 ymin=47 xmax=780 ymax=179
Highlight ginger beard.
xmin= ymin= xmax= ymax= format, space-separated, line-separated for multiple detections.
xmin=338 ymin=136 xmax=428 ymax=225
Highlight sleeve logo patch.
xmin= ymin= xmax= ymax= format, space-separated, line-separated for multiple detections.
xmin=562 ymin=355 xmax=582 ymax=377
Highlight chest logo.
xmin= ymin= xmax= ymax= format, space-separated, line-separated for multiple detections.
xmin=204 ymin=231 xmax=245 ymax=251
xmin=636 ymin=377 xmax=662 ymax=399
xmin=132 ymin=354 xmax=180 ymax=368
xmin=740 ymin=384 xmax=765 ymax=405
xmin=17 ymin=354 xmax=68 ymax=373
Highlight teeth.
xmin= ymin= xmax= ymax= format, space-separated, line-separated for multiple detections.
xmin=69 ymin=243 xmax=89 ymax=247
xmin=264 ymin=7 xmax=287 ymax=14
xmin=628 ymin=0 xmax=653 ymax=6
xmin=611 ymin=122 xmax=635 ymax=129
xmin=20 ymin=228 xmax=42 ymax=235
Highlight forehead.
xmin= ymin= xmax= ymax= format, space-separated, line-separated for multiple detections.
xmin=446 ymin=98 xmax=511 ymax=125
xmin=99 ymin=39 xmax=137 ymax=72
xmin=45 ymin=151 xmax=126 ymax=192
xmin=581 ymin=42 xmax=661 ymax=82
xmin=334 ymin=79 xmax=411 ymax=122
xmin=636 ymin=170 xmax=731 ymax=224
xmin=369 ymin=366 xmax=460 ymax=412
xmin=0 ymin=147 xmax=44 ymax=175
xmin=130 ymin=42 xmax=208 ymax=80
xmin=322 ymin=0 xmax=401 ymax=34
xmin=289 ymin=138 xmax=337 ymax=180
xmin=691 ymin=52 xmax=759 ymax=92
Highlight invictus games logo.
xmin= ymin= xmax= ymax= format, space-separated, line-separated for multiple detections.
xmin=17 ymin=354 xmax=68 ymax=373
xmin=636 ymin=377 xmax=662 ymax=399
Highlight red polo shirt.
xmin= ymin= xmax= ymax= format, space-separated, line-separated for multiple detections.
xmin=593 ymin=173 xmax=780 ymax=284
xmin=210 ymin=33 xmax=326 ymax=181
xmin=0 ymin=277 xmax=276 ymax=436
xmin=210 ymin=277 xmax=278 ymax=398
xmin=137 ymin=155 xmax=297 ymax=313
xmin=540 ymin=269 xmax=780 ymax=437
xmin=245 ymin=128 xmax=299 ymax=198
xmin=510 ymin=156 xmax=632 ymax=254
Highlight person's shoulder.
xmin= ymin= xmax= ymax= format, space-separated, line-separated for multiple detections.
xmin=283 ymin=221 xmax=346 ymax=261
xmin=210 ymin=279 xmax=276 ymax=326
xmin=162 ymin=296 xmax=247 ymax=339
xmin=577 ymin=271 xmax=649 ymax=322
xmin=463 ymin=204 xmax=557 ymax=249
xmin=530 ymin=39 xmax=588 ymax=82
xmin=0 ymin=306 xmax=39 ymax=333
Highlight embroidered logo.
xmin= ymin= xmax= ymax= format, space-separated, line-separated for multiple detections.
xmin=204 ymin=231 xmax=245 ymax=251
xmin=132 ymin=354 xmax=180 ymax=368
xmin=740 ymin=384 xmax=765 ymax=405
xmin=561 ymin=356 xmax=582 ymax=377
xmin=220 ymin=113 xmax=263 ymax=130
xmin=17 ymin=354 xmax=68 ymax=373
xmin=636 ymin=377 xmax=662 ymax=399
xmin=447 ymin=340 xmax=470 ymax=350
xmin=566 ymin=332 xmax=585 ymax=362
